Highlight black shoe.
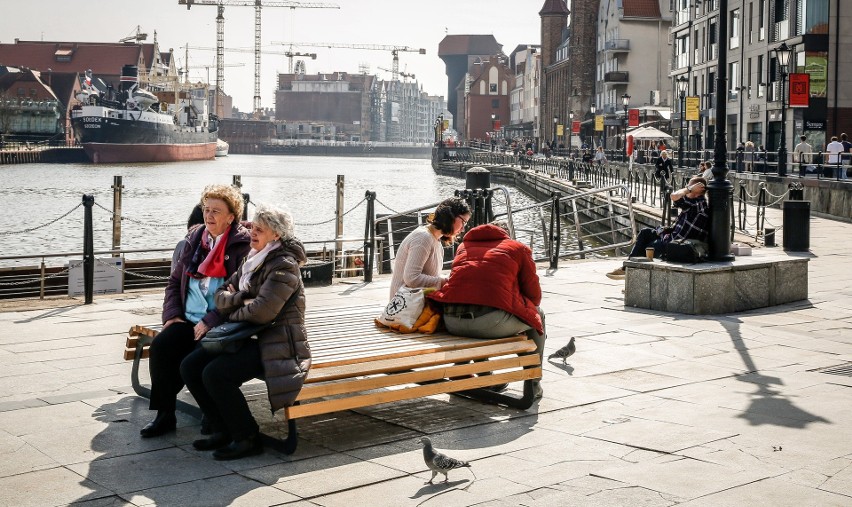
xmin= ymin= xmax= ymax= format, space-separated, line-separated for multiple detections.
xmin=200 ymin=415 xmax=212 ymax=436
xmin=213 ymin=435 xmax=263 ymax=461
xmin=192 ymin=432 xmax=231 ymax=451
xmin=140 ymin=412 xmax=176 ymax=438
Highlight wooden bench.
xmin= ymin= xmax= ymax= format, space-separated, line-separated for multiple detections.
xmin=125 ymin=304 xmax=542 ymax=454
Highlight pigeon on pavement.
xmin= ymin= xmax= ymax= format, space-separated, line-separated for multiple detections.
xmin=548 ymin=336 xmax=576 ymax=364
xmin=419 ymin=437 xmax=471 ymax=484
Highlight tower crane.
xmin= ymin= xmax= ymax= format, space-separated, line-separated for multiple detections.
xmin=184 ymin=45 xmax=316 ymax=76
xmin=178 ymin=0 xmax=339 ymax=117
xmin=275 ymin=42 xmax=426 ymax=82
xmin=377 ymin=67 xmax=415 ymax=82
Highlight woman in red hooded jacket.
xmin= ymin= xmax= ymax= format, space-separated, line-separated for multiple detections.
xmin=428 ymin=222 xmax=545 ymax=397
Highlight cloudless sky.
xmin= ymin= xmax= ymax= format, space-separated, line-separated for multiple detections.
xmin=1 ymin=0 xmax=544 ymax=112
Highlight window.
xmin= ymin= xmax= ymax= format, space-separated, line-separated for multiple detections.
xmin=709 ymin=19 xmax=718 ymax=60
xmin=798 ymin=0 xmax=829 ymax=36
xmin=729 ymin=61 xmax=740 ymax=100
xmin=757 ymin=55 xmax=765 ymax=97
xmin=772 ymin=0 xmax=789 ymax=40
xmin=747 ymin=58 xmax=753 ymax=98
xmin=491 ymin=99 xmax=499 ymax=108
xmin=759 ymin=0 xmax=766 ymax=40
xmin=748 ymin=2 xmax=754 ymax=44
xmin=489 ymin=83 xmax=497 ymax=93
xmin=676 ymin=33 xmax=690 ymax=69
xmin=730 ymin=9 xmax=740 ymax=49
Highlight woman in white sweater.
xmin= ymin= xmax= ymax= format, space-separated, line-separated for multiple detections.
xmin=389 ymin=197 xmax=471 ymax=297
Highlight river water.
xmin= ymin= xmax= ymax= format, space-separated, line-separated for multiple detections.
xmin=0 ymin=155 xmax=536 ymax=267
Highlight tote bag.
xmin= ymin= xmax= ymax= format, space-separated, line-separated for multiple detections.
xmin=377 ymin=286 xmax=426 ymax=329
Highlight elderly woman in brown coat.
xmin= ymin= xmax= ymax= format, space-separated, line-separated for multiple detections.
xmin=180 ymin=203 xmax=310 ymax=461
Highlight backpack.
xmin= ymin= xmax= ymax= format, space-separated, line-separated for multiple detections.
xmin=663 ymin=239 xmax=708 ymax=263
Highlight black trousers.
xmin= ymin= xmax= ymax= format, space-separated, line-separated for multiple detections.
xmin=147 ymin=321 xmax=198 ymax=413
xmin=180 ymin=340 xmax=264 ymax=441
xmin=628 ymin=228 xmax=666 ymax=258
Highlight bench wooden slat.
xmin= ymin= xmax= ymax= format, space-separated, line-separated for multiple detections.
xmin=296 ymin=354 xmax=541 ymax=401
xmin=286 ymin=368 xmax=541 ymax=419
xmin=124 ymin=348 xmax=150 ymax=361
xmin=305 ymin=341 xmax=537 ymax=382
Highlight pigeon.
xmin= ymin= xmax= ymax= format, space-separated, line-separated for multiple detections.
xmin=419 ymin=437 xmax=471 ymax=484
xmin=548 ymin=336 xmax=576 ymax=364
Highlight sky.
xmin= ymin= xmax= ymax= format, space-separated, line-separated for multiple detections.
xmin=1 ymin=0 xmax=544 ymax=112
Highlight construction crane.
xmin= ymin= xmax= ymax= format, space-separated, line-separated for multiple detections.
xmin=377 ymin=66 xmax=415 ymax=82
xmin=276 ymin=42 xmax=426 ymax=82
xmin=118 ymin=25 xmax=147 ymax=44
xmin=179 ymin=0 xmax=339 ymax=117
xmin=184 ymin=45 xmax=316 ymax=75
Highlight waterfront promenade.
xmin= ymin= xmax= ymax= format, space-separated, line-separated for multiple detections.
xmin=0 ymin=209 xmax=850 ymax=506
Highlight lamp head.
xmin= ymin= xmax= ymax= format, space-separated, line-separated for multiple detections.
xmin=775 ymin=42 xmax=792 ymax=72
xmin=677 ymin=75 xmax=689 ymax=96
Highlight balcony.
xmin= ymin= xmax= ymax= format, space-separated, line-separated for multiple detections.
xmin=604 ymin=39 xmax=630 ymax=52
xmin=604 ymin=71 xmax=629 ymax=83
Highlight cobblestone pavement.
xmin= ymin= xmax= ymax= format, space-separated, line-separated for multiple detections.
xmin=0 ymin=210 xmax=850 ymax=506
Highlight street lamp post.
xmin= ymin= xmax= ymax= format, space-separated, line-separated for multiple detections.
xmin=774 ymin=42 xmax=792 ymax=177
xmin=677 ymin=76 xmax=688 ymax=168
xmin=568 ymin=110 xmax=574 ymax=157
xmin=590 ymin=104 xmax=596 ymax=148
xmin=621 ymin=93 xmax=630 ymax=161
xmin=552 ymin=116 xmax=558 ymax=154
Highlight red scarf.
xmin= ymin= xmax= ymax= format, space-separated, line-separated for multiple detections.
xmin=195 ymin=225 xmax=231 ymax=278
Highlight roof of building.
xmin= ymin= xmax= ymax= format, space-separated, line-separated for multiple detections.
xmin=0 ymin=41 xmax=152 ymax=77
xmin=438 ymin=35 xmax=503 ymax=57
xmin=539 ymin=0 xmax=570 ymax=16
xmin=623 ymin=0 xmax=662 ymax=18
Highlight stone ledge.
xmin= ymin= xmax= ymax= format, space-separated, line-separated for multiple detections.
xmin=624 ymin=250 xmax=810 ymax=314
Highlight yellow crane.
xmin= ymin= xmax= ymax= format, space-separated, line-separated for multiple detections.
xmin=276 ymin=42 xmax=426 ymax=83
xmin=179 ymin=0 xmax=339 ymax=117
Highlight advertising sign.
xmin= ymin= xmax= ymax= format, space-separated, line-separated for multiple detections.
xmin=556 ymin=124 xmax=564 ymax=136
xmin=685 ymin=96 xmax=700 ymax=121
xmin=628 ymin=109 xmax=640 ymax=127
xmin=789 ymin=73 xmax=810 ymax=108
xmin=594 ymin=115 xmax=604 ymax=131
xmin=572 ymin=121 xmax=581 ymax=134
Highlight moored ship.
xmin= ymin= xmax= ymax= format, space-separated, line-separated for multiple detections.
xmin=71 ymin=65 xmax=217 ymax=164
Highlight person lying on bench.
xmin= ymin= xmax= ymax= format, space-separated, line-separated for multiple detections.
xmin=141 ymin=185 xmax=251 ymax=439
xmin=180 ymin=204 xmax=311 ymax=461
xmin=428 ymin=221 xmax=545 ymax=399
xmin=607 ymin=176 xmax=709 ymax=279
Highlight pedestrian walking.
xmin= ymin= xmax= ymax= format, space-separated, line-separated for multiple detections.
xmin=794 ymin=135 xmax=813 ymax=177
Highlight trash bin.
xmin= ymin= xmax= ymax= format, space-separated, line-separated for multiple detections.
xmin=782 ymin=200 xmax=810 ymax=251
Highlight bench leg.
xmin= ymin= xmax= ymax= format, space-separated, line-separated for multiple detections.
xmin=130 ymin=335 xmax=153 ymax=399
xmin=454 ymin=377 xmax=537 ymax=410
xmin=261 ymin=419 xmax=298 ymax=455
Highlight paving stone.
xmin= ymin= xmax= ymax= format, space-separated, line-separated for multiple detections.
xmin=122 ymin=473 xmax=300 ymax=506
xmin=819 ymin=460 xmax=852 ymax=497
xmin=0 ymin=466 xmax=113 ymax=507
xmin=581 ymin=417 xmax=737 ymax=454
xmin=591 ymin=456 xmax=770 ymax=500
xmin=66 ymin=447 xmax=231 ymax=494
xmin=675 ymin=476 xmax=851 ymax=506
xmin=0 ymin=430 xmax=58 ymax=478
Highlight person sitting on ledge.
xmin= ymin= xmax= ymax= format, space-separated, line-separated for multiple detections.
xmin=606 ymin=176 xmax=709 ymax=279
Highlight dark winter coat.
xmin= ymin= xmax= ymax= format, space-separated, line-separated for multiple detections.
xmin=654 ymin=155 xmax=673 ymax=181
xmin=427 ymin=224 xmax=543 ymax=334
xmin=215 ymin=239 xmax=310 ymax=412
xmin=162 ymin=224 xmax=251 ymax=327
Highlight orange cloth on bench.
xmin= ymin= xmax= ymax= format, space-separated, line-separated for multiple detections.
xmin=375 ymin=300 xmax=441 ymax=334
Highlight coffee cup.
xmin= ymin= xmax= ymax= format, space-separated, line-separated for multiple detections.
xmin=645 ymin=247 xmax=655 ymax=261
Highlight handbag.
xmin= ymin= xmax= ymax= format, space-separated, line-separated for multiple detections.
xmin=376 ymin=286 xmax=426 ymax=330
xmin=662 ymin=238 xmax=708 ymax=263
xmin=201 ymin=291 xmax=297 ymax=354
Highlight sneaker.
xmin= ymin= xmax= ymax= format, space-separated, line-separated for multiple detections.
xmin=533 ymin=382 xmax=544 ymax=399
xmin=606 ymin=267 xmax=626 ymax=280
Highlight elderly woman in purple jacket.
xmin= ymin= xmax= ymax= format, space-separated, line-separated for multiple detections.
xmin=140 ymin=184 xmax=251 ymax=439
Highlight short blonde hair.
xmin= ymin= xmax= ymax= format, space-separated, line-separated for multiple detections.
xmin=201 ymin=184 xmax=244 ymax=221
xmin=252 ymin=203 xmax=294 ymax=241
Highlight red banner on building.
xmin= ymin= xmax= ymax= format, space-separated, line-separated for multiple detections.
xmin=572 ymin=121 xmax=581 ymax=134
xmin=789 ymin=73 xmax=810 ymax=108
xmin=628 ymin=109 xmax=640 ymax=127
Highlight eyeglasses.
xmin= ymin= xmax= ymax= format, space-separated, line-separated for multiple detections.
xmin=458 ymin=216 xmax=469 ymax=227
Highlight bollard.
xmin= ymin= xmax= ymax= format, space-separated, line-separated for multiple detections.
xmin=788 ymin=183 xmax=804 ymax=200
xmin=764 ymin=228 xmax=776 ymax=247
xmin=82 ymin=194 xmax=95 ymax=304
xmin=465 ymin=167 xmax=492 ymax=227
xmin=111 ymin=176 xmax=123 ymax=255
xmin=232 ymin=175 xmax=242 ymax=188
xmin=465 ymin=166 xmax=491 ymax=191
xmin=362 ymin=191 xmax=376 ymax=283
xmin=782 ymin=200 xmax=810 ymax=251
xmin=241 ymin=193 xmax=250 ymax=220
